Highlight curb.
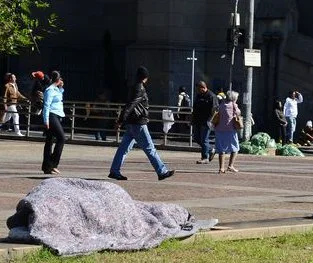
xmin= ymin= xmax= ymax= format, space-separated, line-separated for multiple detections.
xmin=1 ymin=224 xmax=313 ymax=261
xmin=0 ymin=244 xmax=41 ymax=263
xmin=182 ymin=223 xmax=313 ymax=243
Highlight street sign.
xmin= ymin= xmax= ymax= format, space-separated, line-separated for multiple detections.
xmin=244 ymin=48 xmax=261 ymax=67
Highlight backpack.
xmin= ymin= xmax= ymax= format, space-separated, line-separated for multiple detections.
xmin=181 ymin=94 xmax=191 ymax=107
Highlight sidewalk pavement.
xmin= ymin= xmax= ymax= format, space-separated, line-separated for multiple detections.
xmin=1 ymin=139 xmax=313 ymax=261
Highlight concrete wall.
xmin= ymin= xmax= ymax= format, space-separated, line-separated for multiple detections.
xmin=7 ymin=0 xmax=313 ymax=140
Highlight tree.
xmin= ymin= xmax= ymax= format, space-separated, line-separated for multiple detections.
xmin=0 ymin=0 xmax=60 ymax=54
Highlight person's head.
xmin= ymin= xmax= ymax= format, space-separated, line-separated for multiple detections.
xmin=51 ymin=71 xmax=61 ymax=85
xmin=136 ymin=66 xmax=149 ymax=83
xmin=4 ymin=73 xmax=16 ymax=84
xmin=42 ymin=74 xmax=51 ymax=86
xmin=31 ymin=71 xmax=44 ymax=80
xmin=306 ymin=120 xmax=312 ymax=128
xmin=273 ymin=99 xmax=282 ymax=110
xmin=288 ymin=90 xmax=296 ymax=99
xmin=179 ymin=85 xmax=186 ymax=93
xmin=226 ymin=90 xmax=239 ymax=102
xmin=217 ymin=92 xmax=226 ymax=101
xmin=197 ymin=81 xmax=208 ymax=94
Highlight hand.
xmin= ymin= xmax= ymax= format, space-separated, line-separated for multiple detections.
xmin=58 ymin=79 xmax=64 ymax=88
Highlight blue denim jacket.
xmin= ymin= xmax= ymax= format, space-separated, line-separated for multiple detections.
xmin=43 ymin=84 xmax=65 ymax=124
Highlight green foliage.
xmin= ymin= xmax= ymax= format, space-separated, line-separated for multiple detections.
xmin=0 ymin=0 xmax=60 ymax=54
xmin=12 ymin=231 xmax=313 ymax=263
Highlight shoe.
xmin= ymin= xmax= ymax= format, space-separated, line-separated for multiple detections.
xmin=218 ymin=170 xmax=226 ymax=174
xmin=209 ymin=149 xmax=216 ymax=162
xmin=43 ymin=169 xmax=58 ymax=175
xmin=52 ymin=168 xmax=61 ymax=174
xmin=196 ymin=159 xmax=209 ymax=164
xmin=158 ymin=170 xmax=175 ymax=181
xmin=227 ymin=166 xmax=239 ymax=173
xmin=16 ymin=132 xmax=24 ymax=136
xmin=108 ymin=172 xmax=128 ymax=180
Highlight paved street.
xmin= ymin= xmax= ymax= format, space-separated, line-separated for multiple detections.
xmin=1 ymin=138 xmax=313 ymax=241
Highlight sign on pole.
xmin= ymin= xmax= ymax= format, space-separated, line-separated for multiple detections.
xmin=244 ymin=48 xmax=261 ymax=67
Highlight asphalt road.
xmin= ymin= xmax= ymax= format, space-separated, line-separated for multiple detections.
xmin=1 ymin=138 xmax=313 ymax=240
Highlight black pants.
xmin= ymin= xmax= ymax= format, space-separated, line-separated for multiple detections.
xmin=42 ymin=113 xmax=65 ymax=172
xmin=274 ymin=124 xmax=286 ymax=145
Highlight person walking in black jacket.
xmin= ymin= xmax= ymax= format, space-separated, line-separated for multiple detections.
xmin=192 ymin=81 xmax=218 ymax=164
xmin=108 ymin=66 xmax=175 ymax=181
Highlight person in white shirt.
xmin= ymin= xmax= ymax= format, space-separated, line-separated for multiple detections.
xmin=176 ymin=85 xmax=191 ymax=133
xmin=283 ymin=90 xmax=303 ymax=143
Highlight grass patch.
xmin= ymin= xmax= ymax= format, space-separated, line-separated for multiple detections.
xmin=11 ymin=231 xmax=313 ymax=263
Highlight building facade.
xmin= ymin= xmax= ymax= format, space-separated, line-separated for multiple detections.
xmin=2 ymin=0 xmax=313 ymax=137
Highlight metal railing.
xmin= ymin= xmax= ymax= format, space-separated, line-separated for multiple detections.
xmin=0 ymin=100 xmax=195 ymax=147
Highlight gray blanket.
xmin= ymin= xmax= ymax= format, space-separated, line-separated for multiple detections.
xmin=7 ymin=178 xmax=196 ymax=256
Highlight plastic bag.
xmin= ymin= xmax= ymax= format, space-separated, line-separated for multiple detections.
xmin=266 ymin=139 xmax=277 ymax=149
xmin=251 ymin=132 xmax=271 ymax=148
xmin=276 ymin=145 xmax=305 ymax=157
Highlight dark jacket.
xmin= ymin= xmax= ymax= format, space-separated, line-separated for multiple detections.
xmin=273 ymin=109 xmax=287 ymax=126
xmin=118 ymin=82 xmax=149 ymax=125
xmin=192 ymin=90 xmax=218 ymax=126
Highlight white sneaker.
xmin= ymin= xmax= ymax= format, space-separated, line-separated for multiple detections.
xmin=16 ymin=132 xmax=24 ymax=136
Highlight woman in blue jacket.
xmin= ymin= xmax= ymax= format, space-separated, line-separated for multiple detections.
xmin=41 ymin=71 xmax=65 ymax=175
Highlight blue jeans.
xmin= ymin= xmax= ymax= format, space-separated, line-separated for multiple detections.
xmin=110 ymin=124 xmax=168 ymax=176
xmin=286 ymin=116 xmax=296 ymax=143
xmin=193 ymin=124 xmax=213 ymax=159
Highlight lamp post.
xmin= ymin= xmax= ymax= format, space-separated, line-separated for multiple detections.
xmin=186 ymin=48 xmax=197 ymax=107
xmin=229 ymin=0 xmax=241 ymax=92
xmin=186 ymin=48 xmax=198 ymax=147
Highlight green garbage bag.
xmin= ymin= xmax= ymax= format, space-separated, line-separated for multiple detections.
xmin=257 ymin=149 xmax=268 ymax=155
xmin=251 ymin=132 xmax=271 ymax=148
xmin=266 ymin=139 xmax=277 ymax=149
xmin=239 ymin=142 xmax=253 ymax=154
xmin=276 ymin=145 xmax=305 ymax=157
xmin=239 ymin=141 xmax=268 ymax=155
xmin=251 ymin=145 xmax=264 ymax=155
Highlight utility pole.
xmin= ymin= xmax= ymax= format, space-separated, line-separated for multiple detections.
xmin=243 ymin=0 xmax=255 ymax=141
xmin=229 ymin=0 xmax=241 ymax=92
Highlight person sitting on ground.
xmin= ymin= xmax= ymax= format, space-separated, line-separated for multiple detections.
xmin=297 ymin=120 xmax=313 ymax=146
